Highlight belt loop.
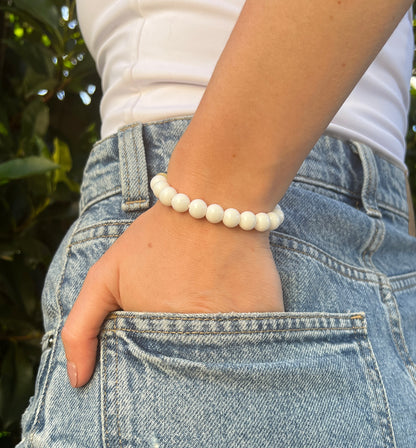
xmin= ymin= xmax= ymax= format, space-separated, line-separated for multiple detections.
xmin=405 ymin=176 xmax=416 ymax=237
xmin=351 ymin=141 xmax=382 ymax=218
xmin=118 ymin=123 xmax=150 ymax=212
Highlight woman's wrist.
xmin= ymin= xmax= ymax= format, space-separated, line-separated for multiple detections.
xmin=166 ymin=135 xmax=286 ymax=214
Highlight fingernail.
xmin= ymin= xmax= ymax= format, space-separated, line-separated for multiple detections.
xmin=67 ymin=361 xmax=78 ymax=388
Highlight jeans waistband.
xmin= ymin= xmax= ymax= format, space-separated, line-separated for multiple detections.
xmin=79 ymin=117 xmax=415 ymax=235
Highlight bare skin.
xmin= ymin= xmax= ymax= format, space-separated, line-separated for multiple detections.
xmin=62 ymin=0 xmax=413 ymax=387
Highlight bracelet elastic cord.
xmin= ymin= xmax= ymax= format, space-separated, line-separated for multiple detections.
xmin=150 ymin=173 xmax=284 ymax=232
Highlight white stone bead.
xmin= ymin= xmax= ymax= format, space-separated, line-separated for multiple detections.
xmin=274 ymin=205 xmax=285 ymax=224
xmin=268 ymin=211 xmax=280 ymax=230
xmin=152 ymin=179 xmax=168 ymax=198
xmin=150 ymin=173 xmax=167 ymax=190
xmin=159 ymin=186 xmax=177 ymax=206
xmin=239 ymin=211 xmax=256 ymax=231
xmin=189 ymin=199 xmax=207 ymax=219
xmin=223 ymin=208 xmax=241 ymax=228
xmin=171 ymin=193 xmax=190 ymax=212
xmin=255 ymin=212 xmax=271 ymax=232
xmin=206 ymin=204 xmax=224 ymax=224
xmin=267 ymin=206 xmax=284 ymax=230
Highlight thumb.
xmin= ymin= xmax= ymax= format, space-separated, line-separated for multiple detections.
xmin=61 ymin=263 xmax=120 ymax=388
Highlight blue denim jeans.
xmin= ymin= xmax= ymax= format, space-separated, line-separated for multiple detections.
xmin=18 ymin=118 xmax=416 ymax=447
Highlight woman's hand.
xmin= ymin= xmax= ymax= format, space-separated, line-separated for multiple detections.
xmin=61 ymin=201 xmax=284 ymax=388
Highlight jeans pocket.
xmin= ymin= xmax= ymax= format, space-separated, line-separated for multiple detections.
xmin=100 ymin=311 xmax=395 ymax=448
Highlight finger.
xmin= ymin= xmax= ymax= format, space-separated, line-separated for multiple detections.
xmin=61 ymin=263 xmax=120 ymax=388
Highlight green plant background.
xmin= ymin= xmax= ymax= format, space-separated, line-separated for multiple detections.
xmin=0 ymin=0 xmax=415 ymax=446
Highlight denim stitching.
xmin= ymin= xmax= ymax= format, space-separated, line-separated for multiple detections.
xmin=102 ymin=326 xmax=366 ymax=336
xmin=293 ymin=176 xmax=360 ymax=197
xmin=361 ymin=221 xmax=384 ymax=267
xmin=80 ymin=187 xmax=122 ymax=216
xmin=392 ymin=282 xmax=416 ymax=293
xmin=353 ymin=330 xmax=396 ymax=447
xmin=103 ymin=332 xmax=109 ymax=448
xmin=388 ymin=271 xmax=416 ymax=292
xmin=378 ymin=280 xmax=416 ymax=386
xmin=124 ymin=199 xmax=147 ymax=205
xmin=105 ymin=314 xmax=365 ymax=323
xmin=120 ymin=131 xmax=131 ymax=203
xmin=271 ymin=233 xmax=378 ymax=275
xmin=378 ymin=203 xmax=408 ymax=219
xmin=132 ymin=126 xmax=142 ymax=204
xmin=28 ymin=329 xmax=58 ymax=447
xmin=73 ymin=221 xmax=133 ymax=236
xmin=271 ymin=241 xmax=379 ymax=284
xmin=68 ymin=235 xmax=122 ymax=247
xmin=389 ymin=271 xmax=416 ymax=281
xmin=114 ymin=319 xmax=123 ymax=448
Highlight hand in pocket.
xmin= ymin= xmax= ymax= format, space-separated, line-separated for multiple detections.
xmin=61 ymin=201 xmax=284 ymax=387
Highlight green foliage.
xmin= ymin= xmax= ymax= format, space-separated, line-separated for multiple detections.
xmin=0 ymin=0 xmax=100 ymax=445
xmin=406 ymin=14 xmax=416 ymax=210
xmin=0 ymin=1 xmax=415 ymax=446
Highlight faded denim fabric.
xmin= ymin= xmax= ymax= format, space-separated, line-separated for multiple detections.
xmin=18 ymin=118 xmax=416 ymax=447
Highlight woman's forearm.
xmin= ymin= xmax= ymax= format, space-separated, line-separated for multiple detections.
xmin=168 ymin=0 xmax=412 ymax=212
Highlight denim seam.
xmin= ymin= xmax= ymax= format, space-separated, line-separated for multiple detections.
xmin=293 ymin=176 xmax=360 ymax=197
xmin=378 ymin=279 xmax=416 ymax=386
xmin=132 ymin=125 xmax=143 ymax=205
xmin=355 ymin=141 xmax=383 ymax=218
xmin=392 ymin=283 xmax=416 ymax=293
xmin=361 ymin=220 xmax=385 ymax=269
xmin=72 ymin=220 xmax=133 ymax=236
xmin=80 ymin=187 xmax=122 ymax=216
xmin=270 ymin=239 xmax=379 ymax=284
xmin=28 ymin=329 xmax=59 ymax=448
xmin=124 ymin=199 xmax=147 ymax=205
xmin=378 ymin=203 xmax=409 ymax=220
xmin=353 ymin=331 xmax=396 ymax=447
xmin=120 ymin=131 xmax=132 ymax=204
xmin=103 ymin=332 xmax=109 ymax=448
xmin=56 ymin=218 xmax=84 ymax=319
xmin=115 ymin=320 xmax=122 ymax=448
xmin=389 ymin=272 xmax=416 ymax=292
xmin=294 ymin=181 xmax=404 ymax=217
xmin=102 ymin=326 xmax=366 ymax=336
xmin=68 ymin=234 xmax=122 ymax=247
xmin=106 ymin=314 xmax=366 ymax=323
xmin=390 ymin=271 xmax=416 ymax=281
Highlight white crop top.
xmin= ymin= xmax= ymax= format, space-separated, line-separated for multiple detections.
xmin=77 ymin=0 xmax=414 ymax=166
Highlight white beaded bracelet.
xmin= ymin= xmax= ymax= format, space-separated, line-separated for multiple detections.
xmin=150 ymin=173 xmax=284 ymax=232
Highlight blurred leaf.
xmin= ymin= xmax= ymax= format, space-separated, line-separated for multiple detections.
xmin=2 ymin=38 xmax=55 ymax=79
xmin=0 ymin=347 xmax=15 ymax=427
xmin=23 ymin=74 xmax=59 ymax=101
xmin=0 ymin=344 xmax=35 ymax=429
xmin=13 ymin=0 xmax=60 ymax=32
xmin=11 ymin=0 xmax=63 ymax=50
xmin=52 ymin=138 xmax=71 ymax=171
xmin=4 ymin=181 xmax=32 ymax=229
xmin=15 ymin=236 xmax=50 ymax=268
xmin=0 ymin=157 xmax=59 ymax=182
xmin=21 ymin=100 xmax=50 ymax=137
xmin=67 ymin=53 xmax=97 ymax=83
xmin=52 ymin=138 xmax=79 ymax=192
